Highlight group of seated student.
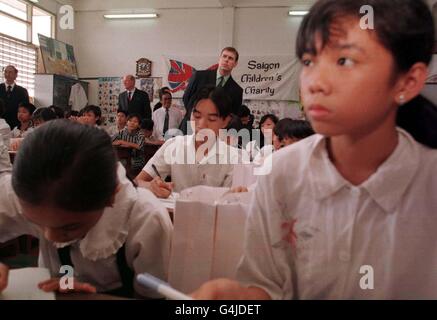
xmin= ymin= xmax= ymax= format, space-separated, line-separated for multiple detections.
xmin=1 ymin=0 xmax=437 ymax=300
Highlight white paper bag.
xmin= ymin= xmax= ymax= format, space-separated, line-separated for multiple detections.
xmin=168 ymin=186 xmax=251 ymax=294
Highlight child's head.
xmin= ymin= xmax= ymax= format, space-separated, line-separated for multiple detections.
xmin=141 ymin=118 xmax=154 ymax=138
xmin=82 ymin=105 xmax=102 ymax=126
xmin=48 ymin=105 xmax=65 ymax=119
xmin=126 ymin=114 xmax=141 ymax=132
xmin=161 ymin=92 xmax=172 ymax=109
xmin=297 ymin=0 xmax=434 ymax=140
xmin=259 ymin=114 xmax=279 ymax=135
xmin=273 ymin=119 xmax=315 ymax=150
xmin=65 ymin=110 xmax=79 ymax=121
xmin=224 ymin=113 xmax=243 ymax=146
xmin=17 ymin=102 xmax=36 ymax=124
xmin=116 ymin=110 xmax=128 ymax=127
xmin=32 ymin=107 xmax=57 ymax=127
xmin=239 ymin=105 xmax=252 ymax=126
xmin=11 ymin=119 xmax=118 ymax=243
xmin=190 ymin=86 xmax=232 ymax=136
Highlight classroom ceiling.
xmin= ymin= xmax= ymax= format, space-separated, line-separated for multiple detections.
xmin=73 ymin=0 xmax=317 ymax=11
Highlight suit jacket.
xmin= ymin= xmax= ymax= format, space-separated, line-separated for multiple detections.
xmin=0 ymin=83 xmax=29 ymax=129
xmin=118 ymin=88 xmax=151 ymax=120
xmin=180 ymin=69 xmax=243 ymax=133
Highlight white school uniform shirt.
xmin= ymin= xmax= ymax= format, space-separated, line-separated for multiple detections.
xmin=0 ymin=119 xmax=11 ymax=147
xmin=237 ymin=128 xmax=437 ymax=299
xmin=152 ymin=106 xmax=183 ymax=140
xmin=11 ymin=125 xmax=34 ymax=138
xmin=0 ymin=140 xmax=173 ymax=297
xmin=142 ymin=134 xmax=244 ymax=192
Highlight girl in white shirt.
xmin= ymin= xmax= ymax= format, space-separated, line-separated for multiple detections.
xmin=245 ymin=114 xmax=278 ymax=163
xmin=192 ymin=0 xmax=437 ymax=299
xmin=0 ymin=119 xmax=172 ymax=298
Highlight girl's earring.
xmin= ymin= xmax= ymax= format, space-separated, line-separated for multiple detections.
xmin=399 ymin=94 xmax=406 ymax=106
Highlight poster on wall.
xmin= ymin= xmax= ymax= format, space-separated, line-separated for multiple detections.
xmin=163 ymin=55 xmax=301 ymax=101
xmin=98 ymin=77 xmax=121 ymax=127
xmin=38 ymin=34 xmax=79 ymax=79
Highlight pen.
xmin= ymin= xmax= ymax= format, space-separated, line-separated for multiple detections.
xmin=136 ymin=273 xmax=193 ymax=300
xmin=151 ymin=164 xmax=162 ymax=179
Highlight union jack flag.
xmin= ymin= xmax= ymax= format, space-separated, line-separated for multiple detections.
xmin=167 ymin=59 xmax=195 ymax=93
xmin=167 ymin=60 xmax=219 ymax=93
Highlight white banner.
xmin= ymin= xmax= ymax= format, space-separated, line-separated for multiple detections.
xmin=163 ymin=55 xmax=301 ymax=101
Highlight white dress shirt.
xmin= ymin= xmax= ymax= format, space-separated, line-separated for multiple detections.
xmin=152 ymin=106 xmax=183 ymax=140
xmin=142 ymin=134 xmax=244 ymax=192
xmin=237 ymin=128 xmax=437 ymax=299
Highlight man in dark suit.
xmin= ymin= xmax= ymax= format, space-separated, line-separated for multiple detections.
xmin=118 ymin=74 xmax=151 ymax=120
xmin=0 ymin=65 xmax=29 ymax=129
xmin=180 ymin=47 xmax=243 ymax=134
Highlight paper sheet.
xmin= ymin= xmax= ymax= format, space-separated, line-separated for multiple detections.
xmin=159 ymin=192 xmax=180 ymax=210
xmin=0 ymin=267 xmax=55 ymax=300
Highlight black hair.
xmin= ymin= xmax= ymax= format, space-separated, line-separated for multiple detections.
xmin=18 ymin=102 xmax=36 ymax=116
xmin=116 ymin=109 xmax=128 ymax=117
xmin=83 ymin=105 xmax=102 ymax=125
xmin=141 ymin=118 xmax=154 ymax=131
xmin=239 ymin=105 xmax=251 ymax=118
xmin=297 ymin=0 xmax=436 ymax=147
xmin=192 ymin=86 xmax=232 ymax=119
xmin=158 ymin=87 xmax=171 ymax=100
xmin=12 ymin=119 xmax=118 ymax=212
xmin=32 ymin=107 xmax=57 ymax=123
xmin=273 ymin=119 xmax=315 ymax=141
xmin=48 ymin=105 xmax=65 ymax=119
xmin=0 ymin=98 xmax=4 ymax=117
xmin=65 ymin=110 xmax=79 ymax=118
xmin=127 ymin=113 xmax=141 ymax=122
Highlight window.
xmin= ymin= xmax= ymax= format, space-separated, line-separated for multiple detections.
xmin=0 ymin=34 xmax=37 ymax=97
xmin=0 ymin=0 xmax=54 ymax=97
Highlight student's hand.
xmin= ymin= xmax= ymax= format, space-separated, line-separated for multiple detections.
xmin=0 ymin=263 xmax=9 ymax=292
xmin=9 ymin=138 xmax=23 ymax=151
xmin=150 ymin=176 xmax=174 ymax=198
xmin=231 ymin=186 xmax=249 ymax=193
xmin=112 ymin=140 xmax=123 ymax=146
xmin=190 ymin=278 xmax=271 ymax=300
xmin=38 ymin=278 xmax=97 ymax=294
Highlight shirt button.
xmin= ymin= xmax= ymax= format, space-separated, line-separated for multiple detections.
xmin=339 ymin=251 xmax=351 ymax=262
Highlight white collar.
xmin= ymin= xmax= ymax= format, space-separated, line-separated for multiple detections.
xmin=308 ymin=128 xmax=420 ymax=213
xmin=77 ymin=164 xmax=136 ymax=260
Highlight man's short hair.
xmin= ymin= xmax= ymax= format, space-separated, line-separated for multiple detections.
xmin=5 ymin=65 xmax=18 ymax=73
xmin=221 ymin=47 xmax=239 ymax=62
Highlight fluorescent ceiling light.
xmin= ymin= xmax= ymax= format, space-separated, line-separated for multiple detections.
xmin=288 ymin=10 xmax=308 ymax=16
xmin=29 ymin=0 xmax=39 ymax=3
xmin=103 ymin=13 xmax=158 ymax=19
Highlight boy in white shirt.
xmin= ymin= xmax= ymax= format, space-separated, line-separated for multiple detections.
xmin=135 ymin=86 xmax=243 ymax=198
